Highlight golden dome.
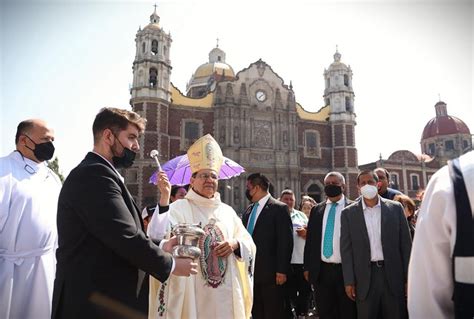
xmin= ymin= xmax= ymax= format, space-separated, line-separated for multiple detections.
xmin=194 ymin=62 xmax=235 ymax=78
xmin=144 ymin=23 xmax=160 ymax=30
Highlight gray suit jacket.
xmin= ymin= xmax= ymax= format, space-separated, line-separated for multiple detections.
xmin=340 ymin=197 xmax=412 ymax=300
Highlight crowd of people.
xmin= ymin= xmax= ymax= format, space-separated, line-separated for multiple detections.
xmin=0 ymin=107 xmax=472 ymax=319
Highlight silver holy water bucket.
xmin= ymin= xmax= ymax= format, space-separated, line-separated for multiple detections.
xmin=171 ymin=223 xmax=206 ymax=259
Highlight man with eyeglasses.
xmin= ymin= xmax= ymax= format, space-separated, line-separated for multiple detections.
xmin=148 ymin=134 xmax=256 ymax=319
xmin=0 ymin=119 xmax=62 ymax=319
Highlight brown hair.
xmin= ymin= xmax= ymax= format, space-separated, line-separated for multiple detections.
xmin=393 ymin=194 xmax=416 ymax=216
xmin=357 ymin=170 xmax=379 ymax=184
xmin=299 ymin=196 xmax=317 ymax=210
xmin=92 ymin=107 xmax=146 ymax=143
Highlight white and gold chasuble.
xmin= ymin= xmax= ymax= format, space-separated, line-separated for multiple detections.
xmin=149 ymin=189 xmax=256 ymax=319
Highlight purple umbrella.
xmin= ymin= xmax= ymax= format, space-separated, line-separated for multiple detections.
xmin=149 ymin=154 xmax=245 ymax=186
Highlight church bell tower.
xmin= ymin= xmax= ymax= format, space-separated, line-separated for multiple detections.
xmin=127 ymin=7 xmax=172 ymax=208
xmin=324 ymin=48 xmax=358 ymax=197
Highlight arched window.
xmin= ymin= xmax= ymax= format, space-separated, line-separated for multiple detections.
xmin=149 ymin=68 xmax=158 ymax=87
xmin=428 ymin=143 xmax=435 ymax=155
xmin=411 ymin=174 xmax=419 ymax=190
xmin=142 ymin=42 xmax=146 ymax=53
xmin=307 ymin=184 xmax=322 ymax=203
xmin=345 ymin=97 xmax=352 ymax=112
xmin=151 ymin=40 xmax=158 ymax=55
xmin=181 ymin=120 xmax=203 ymax=150
xmin=304 ymin=130 xmax=320 ymax=158
xmin=445 ymin=140 xmax=454 ymax=151
xmin=390 ymin=173 xmax=399 ymax=189
xmin=344 ymin=74 xmax=349 ymax=86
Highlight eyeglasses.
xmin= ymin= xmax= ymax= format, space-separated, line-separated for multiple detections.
xmin=196 ymin=173 xmax=218 ymax=180
xmin=15 ymin=150 xmax=51 ymax=179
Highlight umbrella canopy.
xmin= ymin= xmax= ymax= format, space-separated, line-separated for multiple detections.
xmin=149 ymin=154 xmax=245 ymax=186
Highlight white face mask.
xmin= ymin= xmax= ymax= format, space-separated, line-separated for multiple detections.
xmin=360 ymin=184 xmax=378 ymax=199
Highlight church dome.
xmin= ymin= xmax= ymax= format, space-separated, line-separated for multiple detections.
xmin=328 ymin=48 xmax=349 ymax=71
xmin=421 ymin=116 xmax=470 ymax=139
xmin=421 ymin=101 xmax=470 ymax=140
xmin=144 ymin=7 xmax=160 ymax=30
xmin=186 ymin=44 xmax=235 ymax=97
xmin=194 ymin=62 xmax=235 ymax=78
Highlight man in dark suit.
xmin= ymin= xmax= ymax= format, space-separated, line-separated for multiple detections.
xmin=340 ymin=170 xmax=412 ymax=319
xmin=242 ymin=173 xmax=293 ymax=319
xmin=304 ymin=171 xmax=357 ymax=319
xmin=52 ymin=108 xmax=197 ymax=319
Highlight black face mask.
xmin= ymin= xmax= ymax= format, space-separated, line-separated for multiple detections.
xmin=112 ymin=136 xmax=136 ymax=169
xmin=245 ymin=189 xmax=253 ymax=202
xmin=324 ymin=184 xmax=343 ymax=197
xmin=24 ymin=135 xmax=55 ymax=162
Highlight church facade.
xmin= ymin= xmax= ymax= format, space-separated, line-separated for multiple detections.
xmin=125 ymin=9 xmax=359 ymax=212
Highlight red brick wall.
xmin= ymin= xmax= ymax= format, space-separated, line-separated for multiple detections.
xmin=159 ymin=104 xmax=168 ymax=133
xmin=168 ymin=107 xmax=214 ymax=137
xmin=297 ymin=122 xmax=332 ymax=147
xmin=133 ymin=103 xmax=143 ymax=112
xmin=347 ymin=148 xmax=358 ymax=168
xmin=334 ymin=148 xmax=345 ymax=167
xmin=142 ymin=166 xmax=157 ymax=205
xmin=297 ymin=121 xmax=332 ymax=169
xmin=144 ymin=133 xmax=158 ymax=158
xmin=347 ymin=173 xmax=359 ymax=200
xmin=146 ymin=104 xmax=157 ymax=131
xmin=333 ymin=125 xmax=344 ymax=147
xmin=346 ymin=124 xmax=355 ymax=147
xmin=299 ymin=148 xmax=332 ymax=168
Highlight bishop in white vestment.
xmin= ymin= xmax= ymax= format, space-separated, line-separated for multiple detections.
xmin=0 ymin=120 xmax=61 ymax=319
xmin=148 ymin=134 xmax=256 ymax=319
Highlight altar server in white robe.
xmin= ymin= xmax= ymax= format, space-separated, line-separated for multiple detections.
xmin=0 ymin=119 xmax=62 ymax=319
xmin=148 ymin=134 xmax=256 ymax=319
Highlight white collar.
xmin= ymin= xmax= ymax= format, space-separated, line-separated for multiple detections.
xmin=185 ymin=188 xmax=222 ymax=208
xmin=325 ymin=194 xmax=346 ymax=206
xmin=256 ymin=193 xmax=271 ymax=208
xmin=361 ymin=195 xmax=381 ymax=210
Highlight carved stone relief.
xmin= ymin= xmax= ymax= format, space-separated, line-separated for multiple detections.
xmin=250 ymin=153 xmax=273 ymax=162
xmin=252 ymin=120 xmax=272 ymax=148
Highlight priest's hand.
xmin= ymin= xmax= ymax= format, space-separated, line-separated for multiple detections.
xmin=157 ymin=171 xmax=171 ymax=206
xmin=161 ymin=236 xmax=178 ymax=253
xmin=214 ymin=239 xmax=239 ymax=257
xmin=172 ymin=258 xmax=198 ymax=277
xmin=276 ymin=272 xmax=287 ymax=285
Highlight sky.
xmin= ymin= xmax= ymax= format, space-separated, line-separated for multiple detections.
xmin=1 ymin=0 xmax=473 ymax=176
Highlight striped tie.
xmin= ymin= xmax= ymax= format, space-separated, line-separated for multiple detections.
xmin=323 ymin=202 xmax=338 ymax=258
xmin=247 ymin=203 xmax=259 ymax=235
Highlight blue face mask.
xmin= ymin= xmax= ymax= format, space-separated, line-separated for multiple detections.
xmin=24 ymin=135 xmax=55 ymax=162
xmin=111 ymin=135 xmax=136 ymax=169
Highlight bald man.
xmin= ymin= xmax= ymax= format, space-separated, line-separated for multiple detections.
xmin=0 ymin=119 xmax=62 ymax=319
